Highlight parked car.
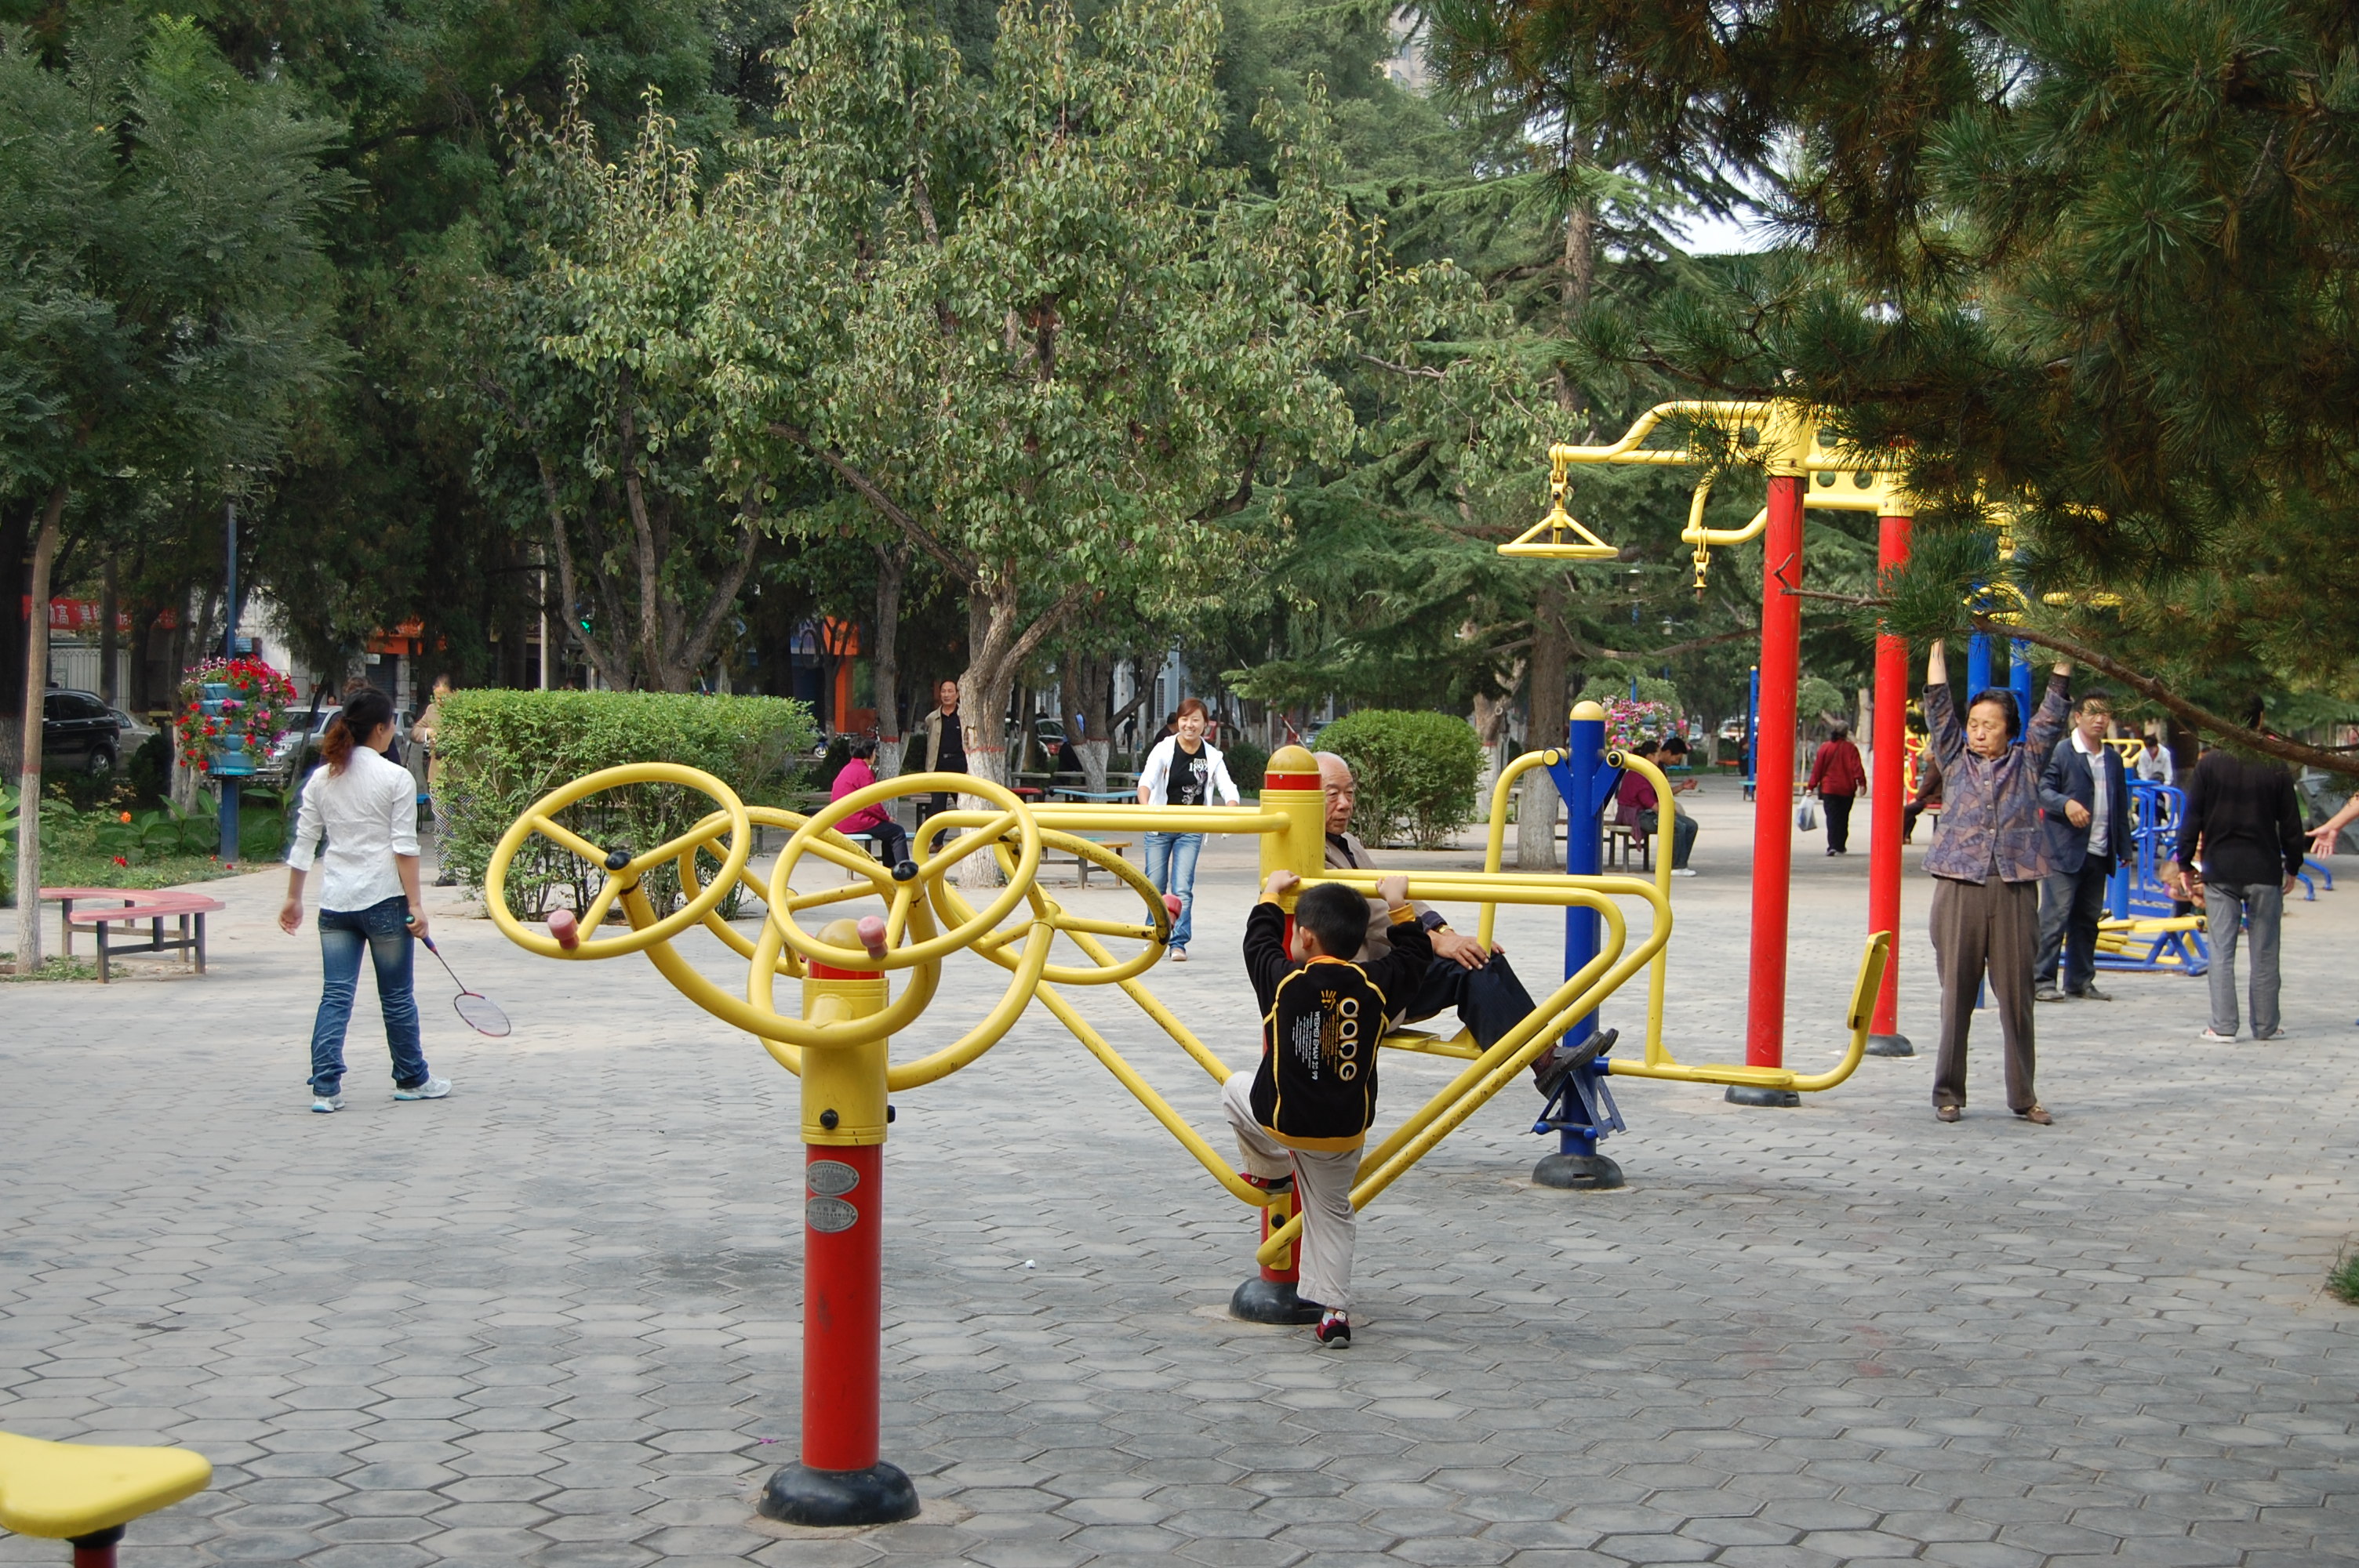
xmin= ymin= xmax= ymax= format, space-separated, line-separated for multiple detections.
xmin=265 ymin=706 xmax=407 ymax=787
xmin=110 ymin=707 xmax=160 ymax=750
xmin=43 ymin=688 xmax=122 ymax=773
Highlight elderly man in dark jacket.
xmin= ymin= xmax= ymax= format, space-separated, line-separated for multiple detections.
xmin=2034 ymin=691 xmax=2132 ymax=1003
xmin=1922 ymin=639 xmax=2075 ymax=1125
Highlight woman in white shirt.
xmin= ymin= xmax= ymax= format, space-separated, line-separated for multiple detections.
xmin=1135 ymin=699 xmax=1241 ymax=961
xmin=278 ymin=687 xmax=449 ymax=1112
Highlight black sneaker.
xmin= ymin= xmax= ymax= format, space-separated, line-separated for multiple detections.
xmin=1314 ymin=1311 xmax=1350 ymax=1348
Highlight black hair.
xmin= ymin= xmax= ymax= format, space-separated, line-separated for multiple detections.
xmin=848 ymin=734 xmax=877 ymax=760
xmin=1296 ymin=881 xmax=1369 ymax=960
xmin=1828 ymin=723 xmax=1849 ymax=741
xmin=2238 ymin=694 xmax=2266 ymax=729
xmin=1661 ymin=734 xmax=1689 ymax=755
xmin=2074 ymin=688 xmax=2113 ymax=714
xmin=324 ymin=686 xmax=396 ymax=775
xmin=1966 ymin=688 xmax=2020 ymax=737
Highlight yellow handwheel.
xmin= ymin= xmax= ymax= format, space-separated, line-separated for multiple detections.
xmin=932 ymin=830 xmax=1176 ymax=985
xmin=486 ymin=762 xmax=751 ymax=959
xmin=768 ymin=771 xmax=1042 ymax=971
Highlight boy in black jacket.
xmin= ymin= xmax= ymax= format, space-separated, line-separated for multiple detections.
xmin=1219 ymin=868 xmax=1430 ymax=1346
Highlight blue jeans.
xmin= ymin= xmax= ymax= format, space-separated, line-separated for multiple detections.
xmin=1144 ymin=832 xmax=1205 ymax=949
xmin=309 ymin=896 xmax=431 ymax=1095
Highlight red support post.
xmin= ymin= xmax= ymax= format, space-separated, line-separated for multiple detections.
xmin=801 ymin=1140 xmax=884 ymax=1470
xmin=1738 ymin=472 xmax=1805 ymax=1102
xmin=1866 ymin=511 xmax=1915 ymax=1055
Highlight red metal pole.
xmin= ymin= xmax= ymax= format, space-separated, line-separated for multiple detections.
xmin=1867 ymin=512 xmax=1914 ymax=1052
xmin=1742 ymin=474 xmax=1805 ymax=1087
xmin=801 ymin=1139 xmax=883 ymax=1470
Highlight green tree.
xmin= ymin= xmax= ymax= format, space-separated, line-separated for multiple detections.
xmin=1424 ymin=0 xmax=2359 ymax=771
xmin=712 ymin=0 xmax=1389 ymax=789
xmin=467 ymin=81 xmax=776 ymax=694
xmin=2 ymin=13 xmax=343 ymax=967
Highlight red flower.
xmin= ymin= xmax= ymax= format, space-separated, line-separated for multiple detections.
xmin=113 ymin=855 xmax=127 ymax=866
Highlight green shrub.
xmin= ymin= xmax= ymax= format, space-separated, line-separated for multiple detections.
xmin=1316 ymin=709 xmax=1485 ymax=850
xmin=1221 ymin=739 xmax=1270 ymax=797
xmin=2330 ymin=1247 xmax=2359 ymax=1305
xmin=434 ymin=689 xmax=815 ymax=918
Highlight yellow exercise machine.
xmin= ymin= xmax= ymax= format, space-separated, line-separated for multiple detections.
xmin=482 ymin=742 xmax=1888 ymax=1525
xmin=0 ymin=1430 xmax=211 ymax=1566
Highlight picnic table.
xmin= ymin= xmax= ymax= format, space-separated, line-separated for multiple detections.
xmin=40 ymin=887 xmax=225 ymax=982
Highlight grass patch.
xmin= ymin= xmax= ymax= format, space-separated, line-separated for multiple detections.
xmin=41 ymin=851 xmax=256 ymax=890
xmin=2 ymin=953 xmax=100 ymax=982
xmin=2330 ymin=1249 xmax=2359 ymax=1305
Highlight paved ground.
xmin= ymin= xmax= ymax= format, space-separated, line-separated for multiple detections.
xmin=5 ymin=779 xmax=2359 ymax=1568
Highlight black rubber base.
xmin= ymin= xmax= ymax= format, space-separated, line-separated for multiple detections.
xmin=1532 ymin=1152 xmax=1625 ymax=1191
xmin=1724 ymin=1084 xmax=1803 ymax=1108
xmin=759 ymin=1461 xmax=920 ymax=1527
xmin=1865 ymin=1032 xmax=1915 ymax=1058
xmin=1230 ymin=1275 xmax=1324 ymax=1325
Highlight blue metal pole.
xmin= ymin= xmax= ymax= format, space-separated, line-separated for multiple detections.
xmin=1966 ymin=631 xmax=1993 ymax=699
xmin=1547 ymin=700 xmax=1619 ymax=1044
xmin=1743 ymin=666 xmax=1759 ymax=789
xmin=2010 ymin=639 xmax=2036 ymax=745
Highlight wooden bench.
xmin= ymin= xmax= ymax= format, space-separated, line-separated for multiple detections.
xmin=1603 ymin=823 xmax=1653 ymax=872
xmin=53 ymin=890 xmax=225 ymax=982
xmin=1046 ymin=836 xmax=1133 ymax=887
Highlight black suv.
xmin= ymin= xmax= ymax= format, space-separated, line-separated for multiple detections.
xmin=44 ymin=688 xmax=122 ymax=773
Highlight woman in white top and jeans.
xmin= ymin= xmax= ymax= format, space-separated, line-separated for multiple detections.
xmin=1136 ymin=699 xmax=1241 ymax=960
xmin=278 ymin=687 xmax=449 ymax=1112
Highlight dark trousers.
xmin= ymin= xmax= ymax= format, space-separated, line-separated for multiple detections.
xmin=1823 ymin=793 xmax=1855 ymax=853
xmin=866 ymin=820 xmax=911 ymax=866
xmin=1930 ymin=874 xmax=2039 ymax=1112
xmin=1639 ymin=808 xmax=1698 ymax=869
xmin=2034 ymin=851 xmax=2114 ymax=991
xmin=1398 ymin=951 xmax=1539 ymax=1053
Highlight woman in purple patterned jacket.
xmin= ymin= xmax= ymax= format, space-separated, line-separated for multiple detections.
xmin=1922 ymin=638 xmax=2074 ymax=1126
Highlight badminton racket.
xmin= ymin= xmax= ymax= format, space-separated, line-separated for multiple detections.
xmin=417 ymin=933 xmax=513 ymax=1037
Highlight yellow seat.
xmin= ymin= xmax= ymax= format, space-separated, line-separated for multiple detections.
xmin=0 ymin=1432 xmax=211 ymax=1539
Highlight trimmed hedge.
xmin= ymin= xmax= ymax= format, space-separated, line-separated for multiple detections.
xmin=1316 ymin=709 xmax=1485 ymax=850
xmin=435 ymin=689 xmax=815 ymax=917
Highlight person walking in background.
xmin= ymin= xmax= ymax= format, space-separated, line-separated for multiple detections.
xmin=2172 ymin=706 xmax=2306 ymax=1041
xmin=1922 ymin=639 xmax=2074 ymax=1126
xmin=1137 ymin=698 xmax=1240 ymax=962
xmin=921 ymin=679 xmax=967 ymax=830
xmin=2034 ymin=691 xmax=2131 ymax=1004
xmin=830 ymin=735 xmax=911 ymax=867
xmin=278 ymin=687 xmax=450 ymax=1113
xmin=411 ymin=673 xmax=456 ymax=885
xmin=1806 ymin=723 xmax=1866 ymax=855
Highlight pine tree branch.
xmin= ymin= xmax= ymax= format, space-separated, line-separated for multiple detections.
xmin=1973 ymin=619 xmax=2359 ymax=781
xmin=1778 ymin=587 xmax=2359 ymax=779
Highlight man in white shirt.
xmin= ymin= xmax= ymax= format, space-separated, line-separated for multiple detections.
xmin=2034 ymin=693 xmax=2132 ymax=1002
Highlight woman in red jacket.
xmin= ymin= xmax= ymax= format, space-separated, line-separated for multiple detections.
xmin=829 ymin=736 xmax=911 ymax=866
xmin=1807 ymin=723 xmax=1868 ymax=855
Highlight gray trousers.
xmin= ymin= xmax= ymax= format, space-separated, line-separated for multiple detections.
xmin=2204 ymin=881 xmax=2284 ymax=1038
xmin=1930 ymin=874 xmax=2041 ymax=1112
xmin=1221 ymin=1071 xmax=1360 ymax=1310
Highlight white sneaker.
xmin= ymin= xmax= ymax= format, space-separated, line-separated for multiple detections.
xmin=1670 ymin=868 xmax=1697 ymax=877
xmin=1169 ymin=948 xmax=1189 ymax=963
xmin=394 ymin=1077 xmax=453 ymax=1100
xmin=2197 ymin=1028 xmax=2237 ymax=1042
xmin=311 ymin=1092 xmax=344 ymax=1114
